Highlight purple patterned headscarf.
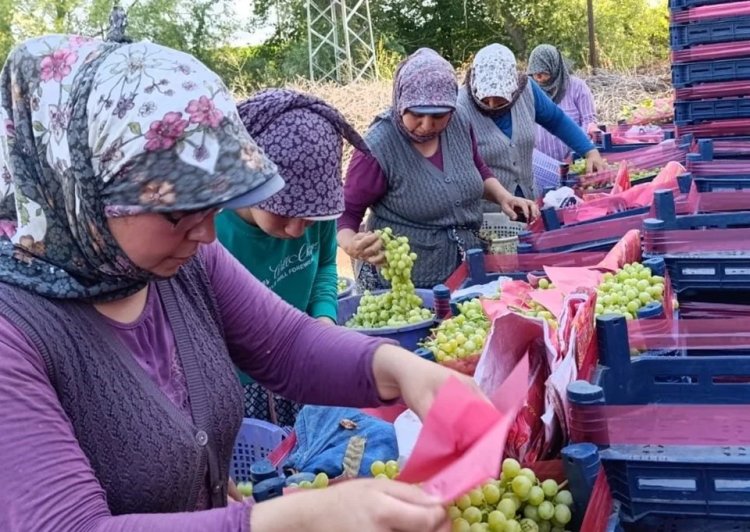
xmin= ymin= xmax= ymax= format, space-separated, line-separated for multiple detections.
xmin=391 ymin=48 xmax=458 ymax=143
xmin=237 ymin=89 xmax=367 ymax=219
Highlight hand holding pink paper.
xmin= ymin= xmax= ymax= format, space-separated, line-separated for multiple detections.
xmin=398 ymin=357 xmax=529 ymax=503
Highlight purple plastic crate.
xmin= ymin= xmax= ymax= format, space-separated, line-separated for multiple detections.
xmin=230 ymin=418 xmax=288 ymax=483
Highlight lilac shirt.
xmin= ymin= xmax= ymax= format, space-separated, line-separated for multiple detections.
xmin=535 ymin=76 xmax=597 ymax=161
xmin=338 ymin=128 xmax=495 ymax=233
xmin=0 ymin=241 xmax=387 ymax=532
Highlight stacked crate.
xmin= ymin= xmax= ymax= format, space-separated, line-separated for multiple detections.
xmin=670 ymin=0 xmax=750 ymax=136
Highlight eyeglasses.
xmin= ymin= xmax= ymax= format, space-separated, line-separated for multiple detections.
xmin=161 ymin=208 xmax=220 ymax=231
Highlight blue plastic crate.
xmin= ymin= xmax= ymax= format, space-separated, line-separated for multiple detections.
xmin=230 ymin=418 xmax=288 ymax=483
xmin=670 ymin=16 xmax=750 ymax=50
xmin=670 ymin=0 xmax=750 ymax=9
xmin=672 ymin=57 xmax=750 ymax=87
xmin=620 ymin=514 xmax=750 ymax=531
xmin=675 ymin=97 xmax=750 ymax=125
xmin=696 ymin=138 xmax=750 ymax=160
xmin=567 ymin=315 xmax=750 ymax=523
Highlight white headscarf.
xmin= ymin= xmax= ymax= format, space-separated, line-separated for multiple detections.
xmin=471 ymin=44 xmax=519 ymax=102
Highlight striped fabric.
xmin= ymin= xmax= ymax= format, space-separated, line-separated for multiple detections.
xmin=535 ymin=76 xmax=596 ymax=161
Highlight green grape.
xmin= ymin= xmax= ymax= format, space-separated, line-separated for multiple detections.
xmin=337 ymin=278 xmax=349 ymax=294
xmin=384 ymin=460 xmax=399 ymax=479
xmin=538 ymin=278 xmax=550 ymax=289
xmin=520 ymin=518 xmax=540 ymax=532
xmin=523 ymin=504 xmax=539 ymax=521
xmin=502 ymin=493 xmax=522 ymax=511
xmin=538 ymin=521 xmax=552 ymax=532
xmin=527 ymin=485 xmax=545 ymax=506
xmin=299 ymin=480 xmax=313 ymax=488
xmin=505 ymin=519 xmax=522 ymax=532
xmin=553 ymin=490 xmax=573 ymax=507
xmin=370 ymin=460 xmax=385 ymax=476
xmin=554 ymin=504 xmax=572 ymax=526
xmin=456 ymin=494 xmax=473 ymax=511
xmin=469 ymin=523 xmax=489 ymax=532
xmin=511 ymin=475 xmax=533 ymax=500
xmin=497 ymin=498 xmax=517 ymax=519
xmin=483 ymin=483 xmax=502 ymax=505
xmin=541 ymin=479 xmax=559 ymax=499
xmin=312 ymin=472 xmax=329 ymax=488
xmin=538 ymin=500 xmax=555 ymax=520
xmin=448 ymin=506 xmax=462 ymax=520
xmin=463 ymin=506 xmax=483 ymax=525
xmin=374 ymin=473 xmax=389 ymax=480
xmin=502 ymin=458 xmax=522 ymax=480
xmin=487 ymin=510 xmax=507 ymax=532
xmin=468 ymin=488 xmax=485 ymax=507
xmin=236 ymin=481 xmax=253 ymax=497
xmin=453 ymin=518 xmax=472 ymax=532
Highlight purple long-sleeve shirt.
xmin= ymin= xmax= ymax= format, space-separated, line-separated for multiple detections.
xmin=535 ymin=76 xmax=597 ymax=161
xmin=338 ymin=127 xmax=494 ymax=233
xmin=0 ymin=241 xmax=388 ymax=532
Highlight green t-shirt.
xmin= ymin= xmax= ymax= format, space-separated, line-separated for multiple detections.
xmin=215 ymin=210 xmax=339 ymax=322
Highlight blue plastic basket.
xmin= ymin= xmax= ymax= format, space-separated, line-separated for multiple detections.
xmin=675 ymin=97 xmax=750 ymax=125
xmin=337 ymin=276 xmax=355 ymax=299
xmin=337 ymin=288 xmax=436 ymax=351
xmin=670 ymin=0 xmax=750 ymax=10
xmin=230 ymin=418 xmax=288 ymax=483
xmin=567 ymin=315 xmax=750 ymax=523
xmin=672 ymin=57 xmax=750 ymax=87
xmin=670 ymin=16 xmax=750 ymax=50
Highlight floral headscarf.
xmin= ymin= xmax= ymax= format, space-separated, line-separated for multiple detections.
xmin=237 ymin=89 xmax=367 ymax=220
xmin=528 ymin=44 xmax=571 ymax=104
xmin=391 ymin=48 xmax=457 ymax=143
xmin=0 ymin=35 xmax=283 ymax=301
xmin=467 ymin=44 xmax=529 ymax=117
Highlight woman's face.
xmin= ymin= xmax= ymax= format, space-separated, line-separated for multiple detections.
xmin=401 ymin=111 xmax=452 ymax=138
xmin=238 ymin=207 xmax=313 ymax=239
xmin=532 ymin=72 xmax=551 ymax=84
xmin=108 ymin=209 xmax=218 ymax=278
xmin=480 ymin=97 xmax=510 ymax=110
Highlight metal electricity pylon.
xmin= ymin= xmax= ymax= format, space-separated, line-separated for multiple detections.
xmin=306 ymin=0 xmax=378 ymax=83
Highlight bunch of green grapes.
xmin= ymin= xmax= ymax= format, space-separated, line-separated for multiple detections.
xmin=507 ymin=279 xmax=557 ymax=327
xmin=346 ymin=228 xmax=433 ymax=328
xmin=422 ymin=299 xmax=490 ymax=363
xmin=595 ymin=262 xmax=665 ymax=320
xmin=370 ymin=459 xmax=400 ymax=480
xmin=629 ymin=167 xmax=661 ymax=182
xmin=289 ymin=472 xmax=330 ymax=490
xmin=337 ymin=277 xmax=349 ymax=294
xmin=448 ymin=459 xmax=575 ymax=532
xmin=236 ymin=481 xmax=253 ymax=498
xmin=568 ymin=159 xmax=587 ymax=175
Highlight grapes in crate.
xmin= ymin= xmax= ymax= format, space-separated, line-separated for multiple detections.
xmin=422 ymin=298 xmax=490 ymax=363
xmin=345 ymin=228 xmax=433 ymax=329
xmin=594 ymin=262 xmax=665 ymax=320
xmin=448 ymin=458 xmax=575 ymax=532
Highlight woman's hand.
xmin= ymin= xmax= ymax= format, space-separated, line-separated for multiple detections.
xmin=251 ymin=478 xmax=449 ymax=532
xmin=342 ymin=231 xmax=386 ymax=265
xmin=228 ymin=478 xmax=244 ymax=504
xmin=584 ymin=148 xmax=607 ymax=173
xmin=499 ymin=195 xmax=540 ymax=223
xmin=371 ymin=344 xmax=487 ymax=421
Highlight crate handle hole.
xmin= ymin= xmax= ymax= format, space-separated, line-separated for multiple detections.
xmin=715 ymin=479 xmax=750 ymax=492
xmin=637 ymin=477 xmax=696 ymax=491
xmin=712 ymin=376 xmax=750 ymax=384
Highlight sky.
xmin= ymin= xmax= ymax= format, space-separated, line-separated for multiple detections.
xmin=230 ymin=0 xmax=276 ymax=46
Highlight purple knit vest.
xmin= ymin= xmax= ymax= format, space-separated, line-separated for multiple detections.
xmin=0 ymin=257 xmax=243 ymax=515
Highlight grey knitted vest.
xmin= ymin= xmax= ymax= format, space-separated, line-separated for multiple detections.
xmin=0 ymin=257 xmax=243 ymax=515
xmin=365 ymin=111 xmax=484 ymax=288
xmin=457 ymin=83 xmax=537 ymax=200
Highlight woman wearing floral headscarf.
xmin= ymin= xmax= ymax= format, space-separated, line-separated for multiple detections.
xmin=457 ymin=43 xmax=606 ymax=200
xmin=338 ymin=48 xmax=538 ymax=291
xmin=528 ymin=44 xmax=599 ymax=161
xmin=0 ymin=35 xmax=473 ymax=532
xmin=216 ymin=89 xmax=365 ymax=428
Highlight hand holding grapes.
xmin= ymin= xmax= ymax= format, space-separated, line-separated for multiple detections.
xmin=251 ymin=478 xmax=450 ymax=532
xmin=345 ymin=231 xmax=386 ymax=265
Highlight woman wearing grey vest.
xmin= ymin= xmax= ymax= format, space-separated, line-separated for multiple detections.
xmin=457 ymin=44 xmax=607 ymax=203
xmin=0 ymin=35 xmax=475 ymax=532
xmin=338 ymin=48 xmax=538 ymax=290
